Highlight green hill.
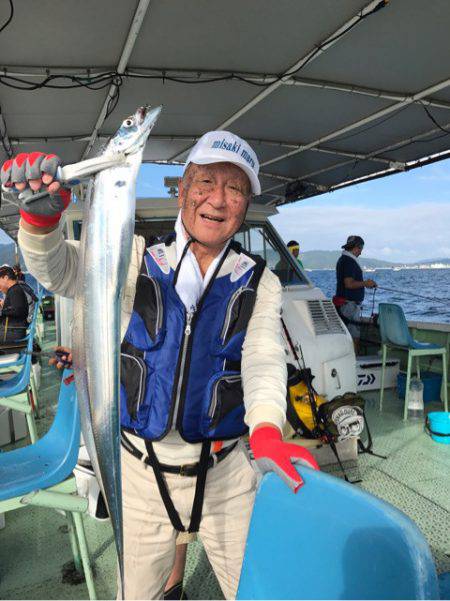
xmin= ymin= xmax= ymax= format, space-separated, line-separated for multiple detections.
xmin=301 ymin=250 xmax=397 ymax=270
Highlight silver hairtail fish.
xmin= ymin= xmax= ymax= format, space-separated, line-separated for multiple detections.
xmin=67 ymin=105 xmax=162 ymax=596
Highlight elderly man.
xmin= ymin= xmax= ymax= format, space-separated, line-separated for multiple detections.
xmin=2 ymin=131 xmax=318 ymax=599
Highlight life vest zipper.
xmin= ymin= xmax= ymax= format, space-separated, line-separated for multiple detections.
xmin=170 ymin=310 xmax=194 ymax=430
xmin=170 ymin=244 xmax=234 ymax=436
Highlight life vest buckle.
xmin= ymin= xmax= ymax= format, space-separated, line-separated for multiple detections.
xmin=179 ymin=464 xmax=191 ymax=477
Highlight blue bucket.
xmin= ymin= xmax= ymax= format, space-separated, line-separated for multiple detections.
xmin=426 ymin=411 xmax=450 ymax=444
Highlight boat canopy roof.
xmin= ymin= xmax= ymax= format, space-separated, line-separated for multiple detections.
xmin=1 ymin=0 xmax=450 ymax=238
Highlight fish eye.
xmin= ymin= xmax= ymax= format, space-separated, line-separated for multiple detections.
xmin=123 ymin=118 xmax=134 ymax=127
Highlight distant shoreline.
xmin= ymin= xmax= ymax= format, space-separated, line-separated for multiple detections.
xmin=298 ymin=250 xmax=450 ymax=271
xmin=305 ymin=265 xmax=450 ymax=272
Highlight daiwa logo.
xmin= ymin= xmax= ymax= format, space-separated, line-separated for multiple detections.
xmin=212 ymin=138 xmax=256 ymax=169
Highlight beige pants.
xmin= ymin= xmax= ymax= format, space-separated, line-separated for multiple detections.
xmin=119 ymin=442 xmax=257 ymax=600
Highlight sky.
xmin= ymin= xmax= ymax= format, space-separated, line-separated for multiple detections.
xmin=1 ymin=157 xmax=448 ymax=264
xmin=136 ymin=157 xmax=450 ymax=264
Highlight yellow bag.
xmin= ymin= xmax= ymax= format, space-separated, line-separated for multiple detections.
xmin=289 ymin=379 xmax=326 ymax=432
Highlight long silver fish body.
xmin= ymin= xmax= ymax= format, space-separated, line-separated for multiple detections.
xmin=71 ymin=105 xmax=162 ymax=595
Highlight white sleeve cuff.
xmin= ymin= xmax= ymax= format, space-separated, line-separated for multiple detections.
xmin=245 ymin=403 xmax=286 ymax=435
xmin=18 ymin=224 xmax=64 ymax=254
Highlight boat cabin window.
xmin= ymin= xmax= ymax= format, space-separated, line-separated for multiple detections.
xmin=70 ymin=219 xmax=177 ymax=244
xmin=69 ymin=218 xmax=307 ymax=286
xmin=234 ymin=223 xmax=308 ymax=286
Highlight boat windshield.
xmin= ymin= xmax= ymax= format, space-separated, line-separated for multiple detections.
xmin=234 ymin=222 xmax=308 ymax=286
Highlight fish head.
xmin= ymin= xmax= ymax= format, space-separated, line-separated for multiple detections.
xmin=109 ymin=105 xmax=162 ymax=155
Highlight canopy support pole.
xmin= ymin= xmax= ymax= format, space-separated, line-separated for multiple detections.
xmin=261 ymin=119 xmax=450 ymax=196
xmin=261 ymin=77 xmax=450 ymax=168
xmin=81 ymin=0 xmax=152 ymax=159
xmin=167 ymin=0 xmax=388 ymax=162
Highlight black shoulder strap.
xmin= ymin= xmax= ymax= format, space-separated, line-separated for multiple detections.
xmin=188 ymin=441 xmax=211 ymax=533
xmin=145 ymin=440 xmax=186 ymax=532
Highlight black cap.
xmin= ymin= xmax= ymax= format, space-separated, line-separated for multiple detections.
xmin=342 ymin=235 xmax=364 ymax=250
xmin=287 ymin=240 xmax=299 ymax=248
xmin=0 ymin=265 xmax=17 ymax=279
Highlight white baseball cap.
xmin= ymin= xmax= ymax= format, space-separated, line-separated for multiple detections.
xmin=184 ymin=130 xmax=261 ymax=195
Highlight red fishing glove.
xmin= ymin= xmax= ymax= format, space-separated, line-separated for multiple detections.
xmin=1 ymin=152 xmax=71 ymax=228
xmin=250 ymin=426 xmax=320 ymax=493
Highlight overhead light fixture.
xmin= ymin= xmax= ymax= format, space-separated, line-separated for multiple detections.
xmin=389 ymin=161 xmax=406 ymax=171
xmin=164 ymin=176 xmax=179 ymax=198
xmin=285 ymin=180 xmax=315 ymax=202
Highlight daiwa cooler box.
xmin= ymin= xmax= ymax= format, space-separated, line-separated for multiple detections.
xmin=356 ymin=355 xmax=400 ymax=392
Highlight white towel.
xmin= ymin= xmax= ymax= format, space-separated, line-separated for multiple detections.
xmin=174 ymin=212 xmax=229 ymax=313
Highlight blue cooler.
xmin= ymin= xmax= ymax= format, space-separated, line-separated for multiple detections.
xmin=397 ymin=371 xmax=442 ymax=403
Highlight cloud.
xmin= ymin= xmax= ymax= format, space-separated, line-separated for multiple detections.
xmin=417 ymin=164 xmax=450 ymax=182
xmin=270 ymin=201 xmax=450 ymax=263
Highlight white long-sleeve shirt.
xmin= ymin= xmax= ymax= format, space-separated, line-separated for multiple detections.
xmin=19 ymin=223 xmax=287 ymax=464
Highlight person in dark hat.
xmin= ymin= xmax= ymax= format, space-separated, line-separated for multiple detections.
xmin=0 ymin=265 xmax=30 ymax=346
xmin=334 ymin=235 xmax=377 ymax=353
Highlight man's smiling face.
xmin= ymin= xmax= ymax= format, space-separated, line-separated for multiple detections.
xmin=178 ymin=162 xmax=251 ymax=249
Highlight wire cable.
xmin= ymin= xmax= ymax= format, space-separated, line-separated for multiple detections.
xmin=282 ymin=0 xmax=389 ymax=79
xmin=0 ymin=0 xmax=13 ymax=35
xmin=0 ymin=1 xmax=389 ymax=93
xmin=420 ymin=102 xmax=450 ymax=135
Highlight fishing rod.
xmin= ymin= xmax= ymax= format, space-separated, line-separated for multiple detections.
xmin=281 ymin=316 xmax=358 ymax=482
xmin=375 ymin=285 xmax=450 ymax=306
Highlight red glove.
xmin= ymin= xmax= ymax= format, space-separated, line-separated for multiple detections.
xmin=1 ymin=152 xmax=71 ymax=228
xmin=250 ymin=426 xmax=320 ymax=493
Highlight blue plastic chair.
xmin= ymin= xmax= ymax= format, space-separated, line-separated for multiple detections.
xmin=0 ymin=308 xmax=38 ymax=442
xmin=0 ymin=372 xmax=97 ymax=599
xmin=238 ymin=467 xmax=439 ymax=600
xmin=378 ymin=303 xmax=448 ymax=420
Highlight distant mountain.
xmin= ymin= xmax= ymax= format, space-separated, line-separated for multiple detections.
xmin=416 ymin=257 xmax=450 ymax=266
xmin=301 ymin=250 xmax=398 ymax=270
xmin=298 ymin=251 xmax=450 ymax=270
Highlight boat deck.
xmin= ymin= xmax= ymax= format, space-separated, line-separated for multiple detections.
xmin=0 ymin=322 xmax=449 ymax=600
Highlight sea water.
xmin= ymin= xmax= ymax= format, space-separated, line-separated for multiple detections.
xmin=308 ymin=268 xmax=450 ymax=324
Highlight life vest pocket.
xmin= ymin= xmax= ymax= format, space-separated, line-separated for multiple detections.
xmin=218 ymin=287 xmax=256 ymax=359
xmin=203 ymin=371 xmax=247 ymax=439
xmin=120 ymin=351 xmax=149 ymax=426
xmin=131 ymin=273 xmax=165 ymax=345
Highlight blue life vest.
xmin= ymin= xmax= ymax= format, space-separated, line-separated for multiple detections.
xmin=120 ymin=235 xmax=266 ymax=444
